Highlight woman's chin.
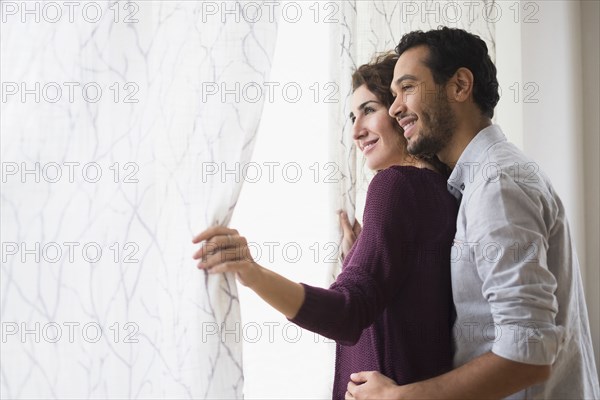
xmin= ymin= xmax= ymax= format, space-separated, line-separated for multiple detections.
xmin=366 ymin=160 xmax=383 ymax=171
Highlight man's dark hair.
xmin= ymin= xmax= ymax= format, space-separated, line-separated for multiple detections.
xmin=395 ymin=27 xmax=500 ymax=119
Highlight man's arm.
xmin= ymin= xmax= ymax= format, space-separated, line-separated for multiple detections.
xmin=347 ymin=352 xmax=550 ymax=399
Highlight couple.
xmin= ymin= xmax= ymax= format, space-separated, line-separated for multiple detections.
xmin=194 ymin=28 xmax=600 ymax=399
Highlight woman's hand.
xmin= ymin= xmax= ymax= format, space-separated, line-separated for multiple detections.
xmin=192 ymin=226 xmax=261 ymax=288
xmin=339 ymin=211 xmax=362 ymax=262
xmin=193 ymin=226 xmax=305 ymax=319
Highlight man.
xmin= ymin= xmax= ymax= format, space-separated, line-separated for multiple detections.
xmin=346 ymin=27 xmax=600 ymax=399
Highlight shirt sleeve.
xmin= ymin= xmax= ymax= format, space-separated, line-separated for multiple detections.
xmin=290 ymin=168 xmax=417 ymax=345
xmin=466 ymin=171 xmax=565 ymax=365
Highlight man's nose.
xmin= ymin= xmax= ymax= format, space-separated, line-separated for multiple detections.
xmin=389 ymin=95 xmax=406 ymax=120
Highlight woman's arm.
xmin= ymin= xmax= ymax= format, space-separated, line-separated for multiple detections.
xmin=194 ymin=168 xmax=437 ymax=343
xmin=290 ymin=168 xmax=426 ymax=344
xmin=192 ymin=226 xmax=304 ymax=319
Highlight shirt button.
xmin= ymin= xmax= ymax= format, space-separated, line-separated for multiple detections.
xmin=460 ymin=183 xmax=465 ymax=190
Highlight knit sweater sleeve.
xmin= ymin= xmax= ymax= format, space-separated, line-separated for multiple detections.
xmin=290 ymin=167 xmax=417 ymax=345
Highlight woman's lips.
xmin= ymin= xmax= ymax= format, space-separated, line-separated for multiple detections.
xmin=363 ymin=139 xmax=378 ymax=154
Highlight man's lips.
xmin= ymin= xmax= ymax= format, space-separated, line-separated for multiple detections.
xmin=398 ymin=116 xmax=417 ymax=139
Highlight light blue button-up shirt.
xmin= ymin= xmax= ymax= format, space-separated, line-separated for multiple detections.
xmin=448 ymin=125 xmax=599 ymax=399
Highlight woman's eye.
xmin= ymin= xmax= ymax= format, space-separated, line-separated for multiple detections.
xmin=364 ymin=107 xmax=375 ymax=114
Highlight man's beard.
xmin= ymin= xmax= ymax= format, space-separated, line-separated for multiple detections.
xmin=406 ymin=91 xmax=456 ymax=158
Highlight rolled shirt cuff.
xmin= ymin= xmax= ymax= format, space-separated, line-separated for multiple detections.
xmin=491 ymin=322 xmax=566 ymax=365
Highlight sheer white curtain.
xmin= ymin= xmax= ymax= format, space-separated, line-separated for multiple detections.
xmin=153 ymin=2 xmax=278 ymax=398
xmin=0 ymin=1 xmax=277 ymax=398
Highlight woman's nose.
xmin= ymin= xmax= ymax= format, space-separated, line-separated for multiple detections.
xmin=352 ymin=120 xmax=367 ymax=140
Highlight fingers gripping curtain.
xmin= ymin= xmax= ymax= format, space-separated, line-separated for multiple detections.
xmin=153 ymin=4 xmax=279 ymax=399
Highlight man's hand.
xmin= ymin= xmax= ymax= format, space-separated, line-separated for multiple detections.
xmin=346 ymin=353 xmax=551 ymax=400
xmin=346 ymin=371 xmax=400 ymax=400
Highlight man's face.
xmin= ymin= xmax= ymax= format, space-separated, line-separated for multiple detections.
xmin=388 ymin=45 xmax=456 ymax=158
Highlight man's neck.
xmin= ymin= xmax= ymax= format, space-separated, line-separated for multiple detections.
xmin=439 ymin=117 xmax=493 ymax=168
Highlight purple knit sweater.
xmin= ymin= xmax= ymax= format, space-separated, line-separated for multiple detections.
xmin=290 ymin=166 xmax=458 ymax=400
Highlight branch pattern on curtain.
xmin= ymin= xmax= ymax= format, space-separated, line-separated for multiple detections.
xmin=329 ymin=0 xmax=496 ymax=281
xmin=155 ymin=2 xmax=278 ymax=398
xmin=0 ymin=1 xmax=277 ymax=399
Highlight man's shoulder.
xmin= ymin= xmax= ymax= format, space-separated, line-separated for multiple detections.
xmin=465 ymin=139 xmax=553 ymax=197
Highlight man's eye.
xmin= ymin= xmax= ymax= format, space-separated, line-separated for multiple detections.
xmin=350 ymin=116 xmax=356 ymax=123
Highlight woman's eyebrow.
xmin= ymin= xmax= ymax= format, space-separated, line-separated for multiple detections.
xmin=349 ymin=100 xmax=379 ymax=119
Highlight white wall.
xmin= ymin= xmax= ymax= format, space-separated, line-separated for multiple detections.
xmin=581 ymin=0 xmax=600 ymax=372
xmin=496 ymin=0 xmax=599 ymax=373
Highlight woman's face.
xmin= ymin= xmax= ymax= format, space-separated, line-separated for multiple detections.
xmin=350 ymin=85 xmax=406 ymax=171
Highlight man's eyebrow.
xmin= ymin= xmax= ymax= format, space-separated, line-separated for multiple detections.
xmin=349 ymin=100 xmax=378 ymax=119
xmin=391 ymin=74 xmax=418 ymax=89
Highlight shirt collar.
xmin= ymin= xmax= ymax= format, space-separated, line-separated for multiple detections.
xmin=447 ymin=124 xmax=507 ymax=200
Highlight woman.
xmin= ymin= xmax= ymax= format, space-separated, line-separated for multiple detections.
xmin=193 ymin=53 xmax=457 ymax=399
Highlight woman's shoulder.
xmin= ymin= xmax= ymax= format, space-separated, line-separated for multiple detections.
xmin=370 ymin=165 xmax=447 ymax=189
xmin=363 ymin=166 xmax=456 ymax=225
xmin=366 ymin=166 xmax=454 ymax=211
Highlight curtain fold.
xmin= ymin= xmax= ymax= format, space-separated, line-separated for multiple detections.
xmin=1 ymin=1 xmax=277 ymax=398
xmin=153 ymin=2 xmax=278 ymax=398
